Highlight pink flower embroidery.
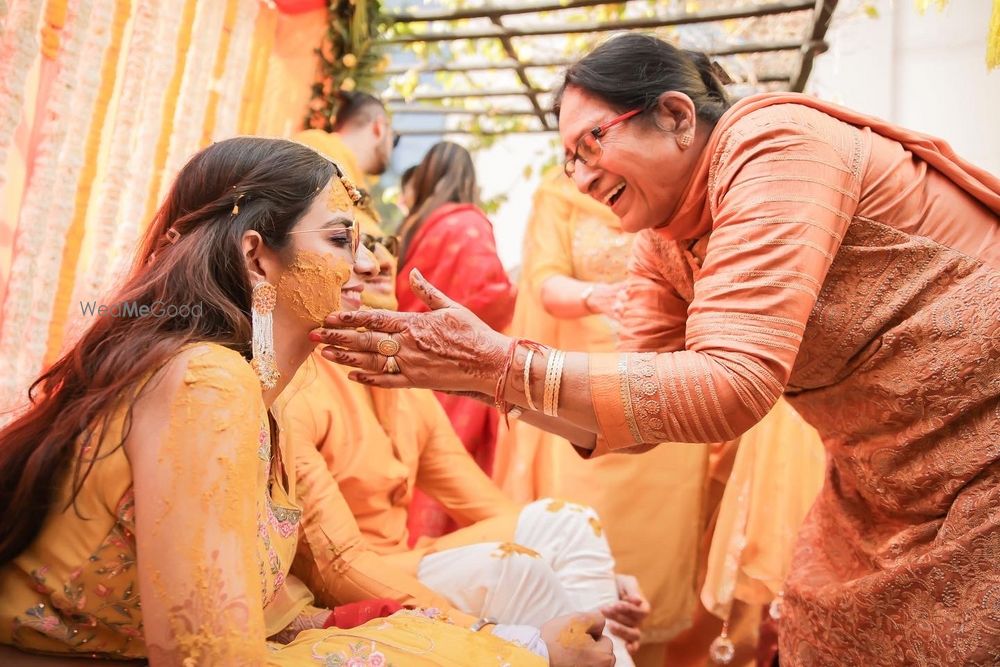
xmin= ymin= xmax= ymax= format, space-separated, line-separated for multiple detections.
xmin=368 ymin=651 xmax=387 ymax=667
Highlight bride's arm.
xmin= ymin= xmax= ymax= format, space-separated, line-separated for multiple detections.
xmin=126 ymin=345 xmax=270 ymax=666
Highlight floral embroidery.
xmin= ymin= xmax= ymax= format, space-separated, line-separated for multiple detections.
xmin=310 ymin=640 xmax=392 ymax=666
xmin=12 ymin=490 xmax=142 ymax=655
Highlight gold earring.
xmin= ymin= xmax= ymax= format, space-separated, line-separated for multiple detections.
xmin=678 ymin=131 xmax=693 ymax=149
xmin=250 ymin=282 xmax=279 ymax=390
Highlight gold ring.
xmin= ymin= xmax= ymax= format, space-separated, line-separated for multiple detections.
xmin=384 ymin=356 xmax=401 ymax=374
xmin=377 ymin=337 xmax=401 ymax=357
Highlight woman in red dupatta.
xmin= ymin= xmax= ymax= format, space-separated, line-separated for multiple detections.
xmin=319 ymin=35 xmax=1000 ymax=665
xmin=395 ymin=141 xmax=517 ymax=541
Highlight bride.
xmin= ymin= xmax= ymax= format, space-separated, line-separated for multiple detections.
xmin=0 ymin=137 xmax=613 ymax=666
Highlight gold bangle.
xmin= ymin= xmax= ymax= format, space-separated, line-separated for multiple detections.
xmin=543 ymin=349 xmax=565 ymax=417
xmin=523 ymin=348 xmax=537 ymax=412
xmin=551 ymin=351 xmax=565 ymax=418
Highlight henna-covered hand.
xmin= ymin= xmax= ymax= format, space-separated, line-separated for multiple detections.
xmin=310 ymin=268 xmax=512 ymax=395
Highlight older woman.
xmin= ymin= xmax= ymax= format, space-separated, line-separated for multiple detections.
xmin=314 ymin=33 xmax=1000 ymax=666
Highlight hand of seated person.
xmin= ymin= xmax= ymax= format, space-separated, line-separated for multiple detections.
xmin=540 ymin=611 xmax=615 ymax=667
xmin=601 ymin=573 xmax=650 ymax=654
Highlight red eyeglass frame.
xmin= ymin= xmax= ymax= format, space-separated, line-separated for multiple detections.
xmin=564 ymin=108 xmax=643 ymax=176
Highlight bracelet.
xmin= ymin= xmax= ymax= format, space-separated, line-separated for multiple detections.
xmin=543 ymin=349 xmax=566 ymax=417
xmin=551 ymin=351 xmax=565 ymax=418
xmin=523 ymin=348 xmax=537 ymax=412
xmin=493 ymin=338 xmax=520 ymax=412
xmin=471 ymin=617 xmax=498 ymax=632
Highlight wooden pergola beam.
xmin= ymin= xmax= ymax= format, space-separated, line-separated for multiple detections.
xmin=384 ymin=75 xmax=792 ymax=104
xmin=380 ymin=40 xmax=805 ymax=76
xmin=791 ymin=0 xmax=838 ymax=92
xmin=398 ymin=128 xmax=555 ymax=136
xmin=489 ymin=16 xmax=551 ymax=129
xmin=385 ymin=0 xmax=625 ymax=24
xmin=377 ymin=0 xmax=816 ymax=44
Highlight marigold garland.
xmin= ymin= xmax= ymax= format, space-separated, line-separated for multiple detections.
xmin=211 ymin=0 xmax=260 ymax=142
xmin=54 ymin=0 xmax=158 ymax=363
xmin=142 ymin=0 xmax=198 ymax=227
xmin=99 ymin=0 xmax=187 ymax=297
xmin=156 ymin=0 xmax=228 ymax=201
xmin=23 ymin=0 xmax=118 ymax=380
xmin=0 ymin=0 xmax=97 ymax=412
xmin=306 ymin=0 xmax=387 ymax=131
xmin=238 ymin=5 xmax=278 ymax=135
xmin=0 ymin=0 xmax=45 ymax=195
xmin=40 ymin=0 xmax=69 ymax=58
xmin=200 ymin=0 xmax=240 ymax=147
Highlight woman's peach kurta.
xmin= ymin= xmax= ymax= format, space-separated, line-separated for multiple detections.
xmin=588 ymin=93 xmax=1000 ymax=665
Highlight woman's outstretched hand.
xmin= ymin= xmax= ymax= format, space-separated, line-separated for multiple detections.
xmin=310 ymin=268 xmax=512 ymax=395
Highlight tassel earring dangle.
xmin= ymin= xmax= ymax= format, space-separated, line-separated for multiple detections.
xmin=251 ymin=282 xmax=280 ymax=390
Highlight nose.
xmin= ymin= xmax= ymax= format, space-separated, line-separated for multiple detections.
xmin=353 ymin=243 xmax=379 ymax=279
xmin=375 ymin=247 xmax=394 ymax=276
xmin=572 ymin=160 xmax=600 ymax=195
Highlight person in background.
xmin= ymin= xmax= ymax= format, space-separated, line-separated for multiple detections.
xmin=275 ymin=193 xmax=645 ymax=667
xmin=399 ymin=164 xmax=418 ymax=216
xmin=495 ymin=168 xmax=710 ymax=667
xmin=396 ymin=141 xmax=517 ymax=542
xmin=294 ymin=90 xmax=398 ymax=187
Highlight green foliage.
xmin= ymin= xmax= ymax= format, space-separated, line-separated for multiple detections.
xmin=306 ymin=0 xmax=390 ymax=131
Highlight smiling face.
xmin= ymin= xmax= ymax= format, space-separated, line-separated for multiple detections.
xmin=558 ymin=86 xmax=699 ymax=233
xmin=357 ymin=213 xmax=399 ymax=311
xmin=273 ymin=178 xmax=366 ymax=325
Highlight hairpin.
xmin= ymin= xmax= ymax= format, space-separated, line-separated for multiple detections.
xmin=165 ymin=228 xmax=181 ymax=244
xmin=710 ymin=60 xmax=734 ymax=85
xmin=232 ymin=192 xmax=246 ymax=216
xmin=339 ymin=175 xmax=364 ymax=206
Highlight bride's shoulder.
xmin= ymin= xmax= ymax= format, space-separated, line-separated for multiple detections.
xmin=137 ymin=343 xmax=259 ymax=414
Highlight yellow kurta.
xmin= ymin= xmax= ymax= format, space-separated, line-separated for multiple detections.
xmin=494 ymin=172 xmax=709 ymax=646
xmin=275 ymin=354 xmax=525 ymax=614
xmin=293 ymin=129 xmax=367 ymax=188
xmin=0 ymin=344 xmax=544 ymax=665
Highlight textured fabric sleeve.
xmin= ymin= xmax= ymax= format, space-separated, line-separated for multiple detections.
xmin=412 ymin=389 xmax=520 ymax=524
xmin=617 ymin=231 xmax=690 ymax=353
xmin=591 ymin=107 xmax=863 ymax=449
xmin=290 ymin=438 xmax=477 ymax=626
xmin=129 ymin=346 xmax=271 ymax=665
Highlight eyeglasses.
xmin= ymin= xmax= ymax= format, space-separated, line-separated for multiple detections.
xmin=287 ymin=220 xmax=361 ymax=253
xmin=392 ymin=132 xmax=400 ymax=149
xmin=563 ymin=108 xmax=643 ymax=177
xmin=361 ymin=233 xmax=400 ymax=258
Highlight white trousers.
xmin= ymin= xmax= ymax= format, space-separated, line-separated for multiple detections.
xmin=417 ymin=498 xmax=635 ymax=667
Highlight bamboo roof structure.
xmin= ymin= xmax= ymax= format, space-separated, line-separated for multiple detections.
xmin=382 ymin=0 xmax=839 ymax=136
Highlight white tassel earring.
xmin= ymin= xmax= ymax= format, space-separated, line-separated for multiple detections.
xmin=250 ymin=281 xmax=280 ymax=390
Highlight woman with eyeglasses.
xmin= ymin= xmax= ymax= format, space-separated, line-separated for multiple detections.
xmin=314 ymin=32 xmax=1000 ymax=666
xmin=394 ymin=141 xmax=518 ymax=542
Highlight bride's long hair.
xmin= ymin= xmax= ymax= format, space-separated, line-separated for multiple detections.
xmin=0 ymin=137 xmax=335 ymax=566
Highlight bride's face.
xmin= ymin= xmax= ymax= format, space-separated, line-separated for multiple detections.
xmin=274 ymin=178 xmax=367 ymax=325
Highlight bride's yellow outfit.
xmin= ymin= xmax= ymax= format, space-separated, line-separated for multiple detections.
xmin=0 ymin=344 xmax=543 ymax=666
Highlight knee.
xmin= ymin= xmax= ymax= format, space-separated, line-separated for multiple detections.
xmin=490 ymin=543 xmax=560 ymax=584
xmin=530 ymin=498 xmax=604 ymax=534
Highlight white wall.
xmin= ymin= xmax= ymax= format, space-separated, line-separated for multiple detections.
xmin=808 ymin=0 xmax=1000 ymax=174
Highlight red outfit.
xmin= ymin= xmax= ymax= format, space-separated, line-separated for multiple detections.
xmin=396 ymin=203 xmax=516 ymax=543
